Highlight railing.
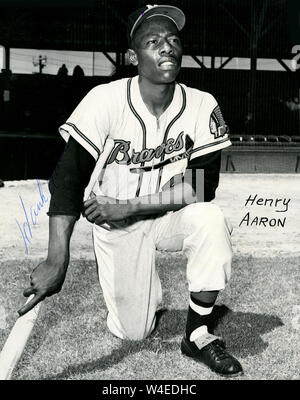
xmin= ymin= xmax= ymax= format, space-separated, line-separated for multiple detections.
xmin=230 ymin=135 xmax=300 ymax=146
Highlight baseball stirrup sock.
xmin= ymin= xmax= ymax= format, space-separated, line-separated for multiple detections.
xmin=185 ymin=295 xmax=215 ymax=342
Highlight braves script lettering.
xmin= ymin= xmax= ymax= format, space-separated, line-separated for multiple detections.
xmin=107 ymin=131 xmax=184 ymax=165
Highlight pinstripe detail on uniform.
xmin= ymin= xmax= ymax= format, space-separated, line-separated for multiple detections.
xmin=64 ymin=122 xmax=101 ymax=157
xmin=156 ymin=83 xmax=187 ymax=192
xmin=127 ymin=78 xmax=147 ymax=197
xmin=160 ymin=84 xmax=186 ymax=161
xmin=135 ymin=172 xmax=143 ymax=197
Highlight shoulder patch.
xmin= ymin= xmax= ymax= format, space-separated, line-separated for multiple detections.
xmin=209 ymin=105 xmax=229 ymax=139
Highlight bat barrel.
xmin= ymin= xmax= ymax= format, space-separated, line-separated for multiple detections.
xmin=0 ymin=296 xmax=41 ymax=380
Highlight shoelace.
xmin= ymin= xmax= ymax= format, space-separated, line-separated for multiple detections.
xmin=206 ymin=341 xmax=231 ymax=361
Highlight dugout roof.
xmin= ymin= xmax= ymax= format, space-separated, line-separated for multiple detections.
xmin=0 ymin=0 xmax=298 ymax=59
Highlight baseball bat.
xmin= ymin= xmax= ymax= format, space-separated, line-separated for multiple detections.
xmin=0 ymin=295 xmax=41 ymax=380
xmin=0 ymin=139 xmax=115 ymax=380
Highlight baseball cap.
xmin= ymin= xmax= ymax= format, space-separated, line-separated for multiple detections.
xmin=127 ymin=4 xmax=186 ymax=42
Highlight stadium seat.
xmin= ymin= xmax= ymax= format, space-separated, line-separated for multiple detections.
xmin=254 ymin=135 xmax=266 ymax=142
xmin=230 ymin=135 xmax=242 ymax=142
xmin=278 ymin=135 xmax=291 ymax=142
xmin=266 ymin=135 xmax=279 ymax=142
xmin=291 ymin=136 xmax=300 ymax=143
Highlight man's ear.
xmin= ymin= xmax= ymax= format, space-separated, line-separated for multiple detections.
xmin=127 ymin=48 xmax=138 ymax=66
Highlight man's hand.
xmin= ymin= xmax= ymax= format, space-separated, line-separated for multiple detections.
xmin=83 ymin=195 xmax=133 ymax=225
xmin=18 ymin=261 xmax=67 ymax=316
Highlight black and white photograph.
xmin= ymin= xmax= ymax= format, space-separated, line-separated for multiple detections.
xmin=0 ymin=0 xmax=299 ymax=384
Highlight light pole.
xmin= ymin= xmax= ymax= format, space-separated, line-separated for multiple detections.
xmin=32 ymin=55 xmax=47 ymax=74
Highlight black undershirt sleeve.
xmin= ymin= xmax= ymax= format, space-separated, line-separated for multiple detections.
xmin=47 ymin=136 xmax=96 ymax=220
xmin=186 ymin=150 xmax=221 ymax=202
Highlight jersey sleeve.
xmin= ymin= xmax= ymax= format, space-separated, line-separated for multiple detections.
xmin=58 ymin=85 xmax=111 ymax=161
xmin=190 ymin=92 xmax=231 ymax=161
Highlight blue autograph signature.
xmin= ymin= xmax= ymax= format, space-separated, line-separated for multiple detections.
xmin=16 ymin=179 xmax=49 ymax=255
xmin=15 ymin=140 xmax=74 ymax=254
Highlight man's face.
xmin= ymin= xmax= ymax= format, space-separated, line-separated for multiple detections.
xmin=130 ymin=16 xmax=183 ymax=84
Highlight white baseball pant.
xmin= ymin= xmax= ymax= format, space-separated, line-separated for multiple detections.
xmin=93 ymin=202 xmax=233 ymax=341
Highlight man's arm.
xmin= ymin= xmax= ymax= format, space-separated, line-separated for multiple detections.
xmin=18 ymin=215 xmax=76 ymax=315
xmin=19 ymin=137 xmax=95 ymax=315
xmin=83 ymin=177 xmax=196 ymax=225
xmin=82 ymin=150 xmax=222 ymax=225
xmin=48 ymin=136 xmax=96 ymax=219
xmin=187 ymin=150 xmax=221 ymax=202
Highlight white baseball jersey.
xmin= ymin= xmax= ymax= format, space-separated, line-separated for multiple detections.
xmin=59 ymin=75 xmax=231 ymax=201
xmin=58 ymin=76 xmax=233 ymax=340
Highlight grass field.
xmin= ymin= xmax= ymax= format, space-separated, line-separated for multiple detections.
xmin=0 ymin=174 xmax=299 ymax=380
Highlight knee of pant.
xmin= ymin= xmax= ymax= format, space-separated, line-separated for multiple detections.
xmin=182 ymin=203 xmax=225 ymax=231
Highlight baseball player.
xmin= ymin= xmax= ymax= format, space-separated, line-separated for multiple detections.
xmin=19 ymin=4 xmax=243 ymax=377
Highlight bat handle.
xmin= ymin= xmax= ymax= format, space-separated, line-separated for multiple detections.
xmin=19 ymin=294 xmax=42 ymax=322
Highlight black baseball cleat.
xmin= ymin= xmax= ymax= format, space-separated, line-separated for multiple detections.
xmin=181 ymin=337 xmax=243 ymax=377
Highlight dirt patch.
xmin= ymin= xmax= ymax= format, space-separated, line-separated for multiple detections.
xmin=0 ymin=174 xmax=299 ymax=264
